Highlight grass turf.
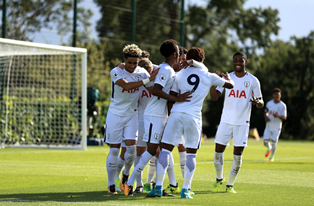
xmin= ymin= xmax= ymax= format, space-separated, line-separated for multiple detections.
xmin=0 ymin=140 xmax=314 ymax=205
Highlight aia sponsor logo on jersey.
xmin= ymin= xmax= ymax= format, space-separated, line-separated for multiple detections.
xmin=269 ymin=110 xmax=278 ymax=116
xmin=122 ymin=88 xmax=139 ymax=93
xmin=228 ymin=89 xmax=247 ymax=98
xmin=141 ymin=89 xmax=151 ymax=98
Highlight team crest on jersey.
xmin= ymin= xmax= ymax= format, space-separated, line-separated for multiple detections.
xmin=135 ymin=75 xmax=142 ymax=81
xmin=154 ymin=133 xmax=160 ymax=140
xmin=113 ymin=71 xmax=119 ymax=78
xmin=159 ymin=74 xmax=166 ymax=82
xmin=244 ymin=81 xmax=250 ymax=87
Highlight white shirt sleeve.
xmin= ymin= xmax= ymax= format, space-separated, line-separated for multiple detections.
xmin=252 ymin=77 xmax=262 ymax=98
xmin=281 ymin=102 xmax=287 ymax=117
xmin=210 ymin=73 xmax=227 ymax=87
xmin=154 ymin=68 xmax=171 ymax=88
xmin=192 ymin=60 xmax=205 ymax=69
xmin=110 ymin=67 xmax=124 ymax=83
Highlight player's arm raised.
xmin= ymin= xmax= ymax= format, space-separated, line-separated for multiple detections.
xmin=210 ymin=72 xmax=234 ymax=101
xmin=116 ymin=68 xmax=160 ymax=91
xmin=152 ymin=84 xmax=192 ymax=102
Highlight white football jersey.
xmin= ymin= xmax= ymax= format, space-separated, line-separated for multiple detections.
xmin=170 ymin=63 xmax=226 ymax=118
xmin=144 ymin=62 xmax=176 ymax=118
xmin=265 ymin=99 xmax=287 ymax=130
xmin=108 ymin=66 xmax=152 ymax=116
xmin=217 ymin=71 xmax=262 ymax=126
xmin=138 ymin=86 xmax=151 ymax=120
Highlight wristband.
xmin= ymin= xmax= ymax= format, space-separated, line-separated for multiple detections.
xmin=142 ymin=78 xmax=150 ymax=85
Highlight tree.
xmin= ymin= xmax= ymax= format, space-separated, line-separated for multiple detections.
xmin=254 ymin=32 xmax=314 ymax=140
xmin=1 ymin=0 xmax=92 ymax=42
xmin=93 ymin=0 xmax=183 ymax=65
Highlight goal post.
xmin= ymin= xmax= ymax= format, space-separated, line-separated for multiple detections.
xmin=0 ymin=38 xmax=87 ymax=150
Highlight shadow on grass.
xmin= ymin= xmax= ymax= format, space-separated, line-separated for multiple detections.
xmin=0 ymin=191 xmax=152 ymax=203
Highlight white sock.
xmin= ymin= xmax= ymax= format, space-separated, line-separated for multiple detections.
xmin=153 ymin=158 xmax=158 ymax=183
xmin=127 ymin=151 xmax=152 ymax=186
xmin=114 ymin=157 xmax=124 ymax=180
xmin=270 ymin=141 xmax=277 ymax=159
xmin=183 ymin=153 xmax=196 ymax=189
xmin=179 ymin=151 xmax=186 ymax=178
xmin=264 ymin=140 xmax=272 ymax=150
xmin=214 ymin=152 xmax=224 ymax=180
xmin=146 ymin=156 xmax=156 ymax=183
xmin=106 ymin=148 xmax=119 ymax=186
xmin=167 ymin=152 xmax=177 ymax=186
xmin=134 ymin=156 xmax=143 ymax=187
xmin=156 ymin=149 xmax=171 ymax=186
xmin=123 ymin=145 xmax=136 ymax=175
xmin=227 ymin=155 xmax=242 ymax=186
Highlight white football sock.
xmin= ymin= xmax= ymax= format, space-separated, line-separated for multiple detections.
xmin=214 ymin=152 xmax=224 ymax=180
xmin=134 ymin=156 xmax=143 ymax=187
xmin=167 ymin=152 xmax=177 ymax=186
xmin=179 ymin=151 xmax=186 ymax=178
xmin=106 ymin=148 xmax=119 ymax=186
xmin=270 ymin=141 xmax=277 ymax=159
xmin=227 ymin=154 xmax=242 ymax=186
xmin=123 ymin=145 xmax=136 ymax=175
xmin=264 ymin=140 xmax=272 ymax=150
xmin=127 ymin=151 xmax=152 ymax=186
xmin=114 ymin=156 xmax=124 ymax=180
xmin=183 ymin=153 xmax=196 ymax=189
xmin=146 ymin=156 xmax=156 ymax=183
xmin=156 ymin=149 xmax=171 ymax=186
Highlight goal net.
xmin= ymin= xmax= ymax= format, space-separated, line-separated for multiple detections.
xmin=0 ymin=38 xmax=87 ymax=150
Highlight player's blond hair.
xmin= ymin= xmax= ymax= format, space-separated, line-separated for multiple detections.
xmin=123 ymin=44 xmax=142 ymax=58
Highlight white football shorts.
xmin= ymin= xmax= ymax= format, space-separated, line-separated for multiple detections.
xmin=263 ymin=128 xmax=281 ymax=142
xmin=105 ymin=110 xmax=138 ymax=145
xmin=178 ymin=135 xmax=185 ymax=145
xmin=162 ymin=112 xmax=202 ymax=150
xmin=215 ymin=122 xmax=249 ymax=147
xmin=143 ymin=114 xmax=168 ymax=144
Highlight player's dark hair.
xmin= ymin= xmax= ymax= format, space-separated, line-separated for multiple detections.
xmin=179 ymin=46 xmax=187 ymax=57
xmin=138 ymin=58 xmax=153 ymax=71
xmin=186 ymin=47 xmax=205 ymax=62
xmin=160 ymin=39 xmax=178 ymax=58
xmin=233 ymin=51 xmax=247 ymax=60
xmin=273 ymin=88 xmax=281 ymax=93
xmin=141 ymin=50 xmax=150 ymax=59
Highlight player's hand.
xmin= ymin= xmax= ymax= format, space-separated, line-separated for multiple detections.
xmin=250 ymin=93 xmax=262 ymax=107
xmin=117 ymin=62 xmax=125 ymax=69
xmin=176 ymin=89 xmax=193 ymax=102
xmin=180 ymin=60 xmax=193 ymax=69
xmin=273 ymin=113 xmax=279 ymax=118
xmin=173 ymin=63 xmax=183 ymax=72
xmin=149 ymin=67 xmax=160 ymax=81
xmin=221 ymin=72 xmax=231 ymax=80
xmin=265 ymin=116 xmax=270 ymax=122
xmin=215 ymin=71 xmax=221 ymax=76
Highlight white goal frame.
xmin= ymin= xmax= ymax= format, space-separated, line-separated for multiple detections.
xmin=0 ymin=38 xmax=87 ymax=150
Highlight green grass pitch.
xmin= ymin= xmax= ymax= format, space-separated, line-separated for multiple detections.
xmin=1 ymin=140 xmax=314 ymax=206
